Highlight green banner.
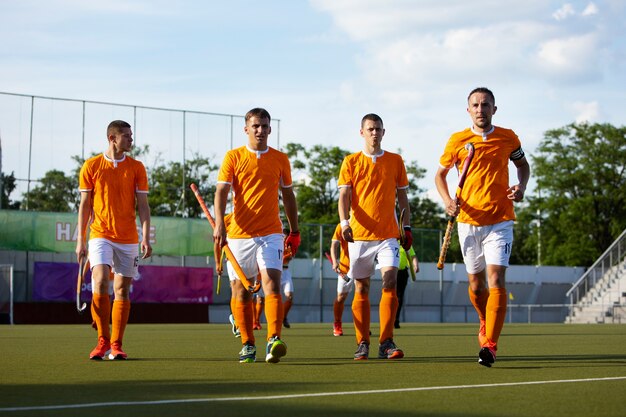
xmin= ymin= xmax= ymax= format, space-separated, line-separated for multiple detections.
xmin=0 ymin=210 xmax=213 ymax=256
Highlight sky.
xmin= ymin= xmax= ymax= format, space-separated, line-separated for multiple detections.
xmin=1 ymin=0 xmax=625 ymax=202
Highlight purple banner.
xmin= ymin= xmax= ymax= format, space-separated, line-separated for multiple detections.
xmin=33 ymin=262 xmax=213 ymax=303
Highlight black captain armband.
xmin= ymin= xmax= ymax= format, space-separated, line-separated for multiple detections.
xmin=509 ymin=147 xmax=525 ymax=161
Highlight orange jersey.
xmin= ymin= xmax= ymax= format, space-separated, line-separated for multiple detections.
xmin=439 ymin=126 xmax=523 ymax=226
xmin=217 ymin=146 xmax=292 ymax=238
xmin=79 ymin=153 xmax=149 ymax=243
xmin=338 ymin=150 xmax=409 ymax=240
xmin=332 ymin=224 xmax=350 ymax=275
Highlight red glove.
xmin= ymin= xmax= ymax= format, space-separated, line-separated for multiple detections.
xmin=402 ymin=226 xmax=413 ymax=251
xmin=285 ymin=231 xmax=301 ymax=256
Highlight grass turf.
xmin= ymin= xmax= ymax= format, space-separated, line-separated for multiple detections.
xmin=1 ymin=323 xmax=625 ymax=417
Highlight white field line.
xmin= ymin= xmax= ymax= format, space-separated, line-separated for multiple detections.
xmin=1 ymin=376 xmax=625 ymax=412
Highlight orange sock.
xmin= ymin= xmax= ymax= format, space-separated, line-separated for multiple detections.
xmin=91 ymin=293 xmax=111 ymax=340
xmin=111 ymin=299 xmax=130 ymax=346
xmin=486 ymin=287 xmax=507 ymax=350
xmin=264 ymin=293 xmax=283 ymax=340
xmin=236 ymin=299 xmax=255 ymax=346
xmin=351 ymin=291 xmax=370 ymax=344
xmin=283 ymin=298 xmax=292 ymax=320
xmin=379 ymin=288 xmax=398 ymax=343
xmin=230 ymin=296 xmax=237 ymax=318
xmin=254 ymin=298 xmax=264 ymax=324
xmin=468 ymin=286 xmax=489 ymax=321
xmin=333 ymin=299 xmax=344 ymax=323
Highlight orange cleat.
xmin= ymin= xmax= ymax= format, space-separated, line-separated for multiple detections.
xmin=108 ymin=342 xmax=128 ymax=360
xmin=89 ymin=336 xmax=111 ymax=360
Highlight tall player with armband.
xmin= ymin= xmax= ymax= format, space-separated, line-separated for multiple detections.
xmin=435 ymin=87 xmax=530 ymax=367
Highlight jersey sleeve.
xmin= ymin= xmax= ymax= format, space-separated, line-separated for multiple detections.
xmin=397 ymin=156 xmax=409 ymax=189
xmin=136 ymin=161 xmax=149 ymax=193
xmin=280 ymin=153 xmax=293 ymax=188
xmin=337 ymin=156 xmax=352 ymax=188
xmin=439 ymin=135 xmax=460 ymax=170
xmin=332 ymin=224 xmax=341 ymax=241
xmin=78 ymin=162 xmax=93 ymax=192
xmin=217 ymin=151 xmax=235 ymax=184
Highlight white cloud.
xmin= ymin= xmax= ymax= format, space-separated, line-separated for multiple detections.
xmin=535 ymin=33 xmax=601 ymax=81
xmin=571 ymin=101 xmax=600 ymax=122
xmin=582 ymin=2 xmax=599 ymax=16
xmin=310 ymin=0 xmax=548 ymax=42
xmin=553 ymin=3 xmax=576 ymax=21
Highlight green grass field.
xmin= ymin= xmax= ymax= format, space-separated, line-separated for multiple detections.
xmin=1 ymin=323 xmax=625 ymax=417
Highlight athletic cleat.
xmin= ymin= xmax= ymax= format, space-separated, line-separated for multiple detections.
xmin=108 ymin=342 xmax=128 ymax=360
xmin=354 ymin=341 xmax=369 ymax=360
xmin=239 ymin=343 xmax=256 ymax=363
xmin=253 ymin=322 xmax=262 ymax=330
xmin=478 ymin=319 xmax=487 ymax=346
xmin=478 ymin=346 xmax=496 ymax=367
xmin=229 ymin=314 xmax=241 ymax=338
xmin=283 ymin=318 xmax=291 ymax=328
xmin=378 ymin=338 xmax=404 ymax=359
xmin=89 ymin=336 xmax=111 ymax=360
xmin=333 ymin=322 xmax=343 ymax=337
xmin=265 ymin=336 xmax=287 ymax=363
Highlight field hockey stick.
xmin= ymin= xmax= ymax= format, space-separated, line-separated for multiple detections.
xmin=398 ymin=208 xmax=416 ymax=281
xmin=214 ymin=243 xmax=224 ymax=295
xmin=325 ymin=251 xmax=350 ymax=282
xmin=437 ymin=142 xmax=475 ymax=270
xmin=76 ymin=255 xmax=89 ymax=314
xmin=190 ymin=183 xmax=261 ymax=293
xmin=76 ymin=209 xmax=93 ymax=314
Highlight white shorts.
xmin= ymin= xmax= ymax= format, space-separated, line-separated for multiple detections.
xmin=225 ymin=234 xmax=284 ymax=283
xmin=337 ymin=274 xmax=353 ymax=295
xmin=281 ymin=267 xmax=293 ymax=294
xmin=347 ymin=238 xmax=399 ymax=279
xmin=457 ymin=220 xmax=514 ymax=274
xmin=88 ymin=238 xmax=139 ymax=278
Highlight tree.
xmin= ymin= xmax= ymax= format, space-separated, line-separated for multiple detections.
xmin=22 ymin=169 xmax=78 ymax=212
xmin=149 ymin=153 xmax=218 ymax=217
xmin=0 ymin=171 xmax=20 ymax=210
xmin=402 ymin=159 xmax=449 ymax=263
xmin=284 ymin=143 xmax=447 ymax=260
xmin=283 ymin=143 xmax=350 ymax=257
xmin=284 ymin=143 xmax=350 ymax=224
xmin=528 ymin=122 xmax=626 ymax=266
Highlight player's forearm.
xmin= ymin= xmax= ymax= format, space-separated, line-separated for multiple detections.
xmin=434 ymin=169 xmax=453 ymax=205
xmin=330 ymin=241 xmax=340 ymax=264
xmin=281 ymin=188 xmax=299 ymax=232
xmin=213 ymin=185 xmax=229 ymax=226
xmin=76 ymin=194 xmax=91 ymax=245
xmin=338 ymin=188 xmax=351 ymax=222
xmin=516 ymin=159 xmax=531 ymax=191
xmin=397 ymin=188 xmax=410 ymax=227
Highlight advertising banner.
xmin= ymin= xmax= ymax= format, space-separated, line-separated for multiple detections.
xmin=33 ymin=262 xmax=213 ymax=304
xmin=0 ymin=210 xmax=213 ymax=256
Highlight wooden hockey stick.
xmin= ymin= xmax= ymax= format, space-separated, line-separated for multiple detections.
xmin=190 ymin=183 xmax=261 ymax=293
xmin=437 ymin=142 xmax=475 ymax=270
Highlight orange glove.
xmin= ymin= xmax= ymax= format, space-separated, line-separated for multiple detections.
xmin=285 ymin=231 xmax=301 ymax=256
xmin=402 ymin=226 xmax=413 ymax=251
